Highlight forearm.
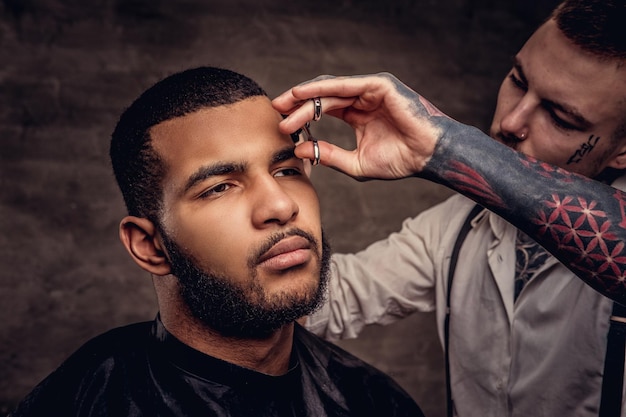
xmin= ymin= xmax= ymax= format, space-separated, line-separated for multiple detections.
xmin=421 ymin=121 xmax=626 ymax=303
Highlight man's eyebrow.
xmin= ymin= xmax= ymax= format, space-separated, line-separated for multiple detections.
xmin=181 ymin=146 xmax=296 ymax=195
xmin=271 ymin=146 xmax=297 ymax=165
xmin=183 ymin=162 xmax=246 ymax=194
xmin=514 ymin=58 xmax=592 ymax=129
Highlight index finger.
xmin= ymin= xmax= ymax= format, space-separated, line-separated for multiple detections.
xmin=275 ymin=95 xmax=357 ymax=135
xmin=272 ymin=75 xmax=367 ymax=112
xmin=270 ymin=75 xmax=335 ymax=113
xmin=286 ymin=73 xmax=399 ymax=104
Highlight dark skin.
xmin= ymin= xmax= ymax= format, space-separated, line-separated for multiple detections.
xmin=273 ymin=72 xmax=626 ymax=304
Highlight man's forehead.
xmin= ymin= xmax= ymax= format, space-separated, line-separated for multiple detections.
xmin=148 ymin=99 xmax=295 ymax=185
xmin=149 ymin=98 xmax=286 ymax=154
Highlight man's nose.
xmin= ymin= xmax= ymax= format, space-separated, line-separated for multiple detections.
xmin=500 ymin=96 xmax=533 ymax=141
xmin=250 ymin=176 xmax=299 ymax=227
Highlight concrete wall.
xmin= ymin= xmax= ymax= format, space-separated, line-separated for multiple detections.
xmin=0 ymin=1 xmax=559 ymax=415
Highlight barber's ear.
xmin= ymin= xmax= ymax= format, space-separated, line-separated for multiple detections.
xmin=119 ymin=216 xmax=171 ymax=276
xmin=609 ymin=146 xmax=626 ymax=170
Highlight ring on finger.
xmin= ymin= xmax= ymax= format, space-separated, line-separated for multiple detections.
xmin=312 ymin=97 xmax=322 ymax=122
xmin=312 ymin=140 xmax=320 ymax=166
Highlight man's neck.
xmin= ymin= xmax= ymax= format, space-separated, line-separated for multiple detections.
xmin=160 ymin=309 xmax=295 ymax=376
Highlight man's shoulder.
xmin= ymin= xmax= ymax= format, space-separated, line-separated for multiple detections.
xmin=9 ymin=321 xmax=155 ymax=417
xmin=37 ymin=320 xmax=154 ymax=381
xmin=293 ymin=325 xmax=425 ymax=416
xmin=70 ymin=321 xmax=154 ymax=361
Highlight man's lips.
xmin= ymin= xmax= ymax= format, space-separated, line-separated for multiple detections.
xmin=257 ymin=235 xmax=312 ymax=270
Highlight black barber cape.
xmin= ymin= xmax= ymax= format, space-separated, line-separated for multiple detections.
xmin=10 ymin=317 xmax=425 ymax=417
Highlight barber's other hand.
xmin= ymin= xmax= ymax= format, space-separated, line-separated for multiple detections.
xmin=272 ymin=73 xmax=450 ymax=181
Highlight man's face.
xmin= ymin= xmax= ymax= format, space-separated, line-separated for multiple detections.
xmin=490 ymin=18 xmax=626 ymax=179
xmin=149 ymin=97 xmax=327 ymax=337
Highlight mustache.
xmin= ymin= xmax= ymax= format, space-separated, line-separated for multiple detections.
xmin=247 ymin=228 xmax=319 ymax=268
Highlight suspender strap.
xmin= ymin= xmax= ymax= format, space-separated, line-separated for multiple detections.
xmin=600 ymin=301 xmax=626 ymax=417
xmin=444 ymin=205 xmax=625 ymax=417
xmin=444 ymin=204 xmax=483 ymax=417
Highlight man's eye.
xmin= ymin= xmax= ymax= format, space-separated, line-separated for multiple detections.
xmin=199 ymin=183 xmax=232 ymax=199
xmin=275 ymin=167 xmax=301 ymax=177
xmin=508 ymin=73 xmax=527 ymax=91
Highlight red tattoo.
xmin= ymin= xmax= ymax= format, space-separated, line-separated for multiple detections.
xmin=444 ymin=161 xmax=505 ymax=208
xmin=419 ymin=96 xmax=446 ymax=117
xmin=535 ymin=194 xmax=626 ymax=287
xmin=520 ymin=156 xmax=575 ymax=182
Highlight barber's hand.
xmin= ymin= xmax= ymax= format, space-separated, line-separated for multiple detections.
xmin=272 ymin=73 xmax=450 ymax=181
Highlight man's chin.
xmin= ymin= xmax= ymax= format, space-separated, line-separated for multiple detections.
xmin=261 ymin=273 xmax=320 ymax=298
xmin=194 ymin=284 xmax=325 ymax=340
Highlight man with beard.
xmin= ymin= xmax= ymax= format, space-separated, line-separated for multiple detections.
xmin=8 ymin=67 xmax=425 ymax=417
xmin=274 ymin=0 xmax=626 ymax=416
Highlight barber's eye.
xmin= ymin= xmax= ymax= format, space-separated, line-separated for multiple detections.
xmin=509 ymin=73 xmax=527 ymax=91
xmin=549 ymin=113 xmax=579 ymax=131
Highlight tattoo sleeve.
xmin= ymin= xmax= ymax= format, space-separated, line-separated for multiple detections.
xmin=421 ymin=120 xmax=626 ymax=304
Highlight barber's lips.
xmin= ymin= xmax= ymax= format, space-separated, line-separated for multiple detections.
xmin=257 ymin=235 xmax=312 ymax=271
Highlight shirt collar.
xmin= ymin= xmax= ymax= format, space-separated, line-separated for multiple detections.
xmin=150 ymin=315 xmax=301 ymax=391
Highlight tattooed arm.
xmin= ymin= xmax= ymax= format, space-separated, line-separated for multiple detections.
xmin=273 ymin=72 xmax=626 ymax=303
xmin=426 ymin=127 xmax=626 ymax=302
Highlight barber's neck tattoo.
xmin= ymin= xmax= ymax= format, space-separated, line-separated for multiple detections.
xmin=423 ymin=124 xmax=626 ymax=303
xmin=567 ymin=135 xmax=600 ymax=165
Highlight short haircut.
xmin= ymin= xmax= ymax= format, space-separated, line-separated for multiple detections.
xmin=553 ymin=0 xmax=626 ymax=61
xmin=554 ymin=0 xmax=626 ymax=163
xmin=110 ymin=67 xmax=267 ymax=222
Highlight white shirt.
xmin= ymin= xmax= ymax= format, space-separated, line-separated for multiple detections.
xmin=308 ymin=184 xmax=626 ymax=417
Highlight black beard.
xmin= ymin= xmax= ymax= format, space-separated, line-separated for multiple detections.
xmin=159 ymin=228 xmax=331 ymax=339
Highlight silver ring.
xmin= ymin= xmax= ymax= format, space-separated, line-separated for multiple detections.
xmin=312 ymin=97 xmax=322 ymax=122
xmin=312 ymin=140 xmax=320 ymax=166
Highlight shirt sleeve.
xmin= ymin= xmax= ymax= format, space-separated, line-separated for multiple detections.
xmin=307 ymin=200 xmax=450 ymax=340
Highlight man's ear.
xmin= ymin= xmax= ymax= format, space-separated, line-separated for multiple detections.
xmin=608 ymin=141 xmax=626 ymax=170
xmin=119 ymin=216 xmax=171 ymax=276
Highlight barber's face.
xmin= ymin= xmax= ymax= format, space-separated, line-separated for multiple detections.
xmin=149 ymin=97 xmax=327 ymax=336
xmin=490 ymin=18 xmax=626 ymax=179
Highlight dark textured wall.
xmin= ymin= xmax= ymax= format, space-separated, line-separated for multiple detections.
xmin=0 ymin=1 xmax=560 ymax=415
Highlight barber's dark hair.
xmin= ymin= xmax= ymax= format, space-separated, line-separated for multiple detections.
xmin=554 ymin=0 xmax=626 ymax=180
xmin=110 ymin=67 xmax=267 ymax=222
xmin=553 ymin=0 xmax=626 ymax=61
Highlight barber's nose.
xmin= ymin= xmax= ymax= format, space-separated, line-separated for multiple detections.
xmin=500 ymin=97 xmax=532 ymax=141
xmin=250 ymin=177 xmax=299 ymax=227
